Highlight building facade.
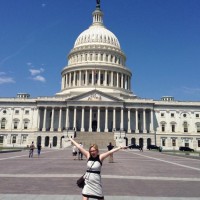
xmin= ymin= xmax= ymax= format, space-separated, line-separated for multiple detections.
xmin=0 ymin=2 xmax=200 ymax=150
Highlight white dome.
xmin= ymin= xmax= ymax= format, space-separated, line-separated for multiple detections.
xmin=74 ymin=7 xmax=120 ymax=49
xmin=74 ymin=25 xmax=120 ymax=49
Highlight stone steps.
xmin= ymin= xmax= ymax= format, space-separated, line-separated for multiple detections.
xmin=74 ymin=132 xmax=116 ymax=149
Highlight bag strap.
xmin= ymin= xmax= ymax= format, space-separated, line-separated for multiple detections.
xmin=85 ymin=161 xmax=95 ymax=179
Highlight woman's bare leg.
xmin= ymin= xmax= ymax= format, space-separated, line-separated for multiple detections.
xmin=82 ymin=196 xmax=88 ymax=200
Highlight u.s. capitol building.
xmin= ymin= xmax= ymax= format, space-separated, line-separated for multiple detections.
xmin=0 ymin=2 xmax=200 ymax=150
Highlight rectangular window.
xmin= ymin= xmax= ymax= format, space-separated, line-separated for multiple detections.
xmin=183 ymin=122 xmax=188 ymax=132
xmin=14 ymin=122 xmax=18 ymax=129
xmin=106 ymin=55 xmax=108 ymax=62
xmin=172 ymin=139 xmax=176 ymax=147
xmin=0 ymin=136 xmax=3 ymax=144
xmin=101 ymin=54 xmax=103 ymax=61
xmin=162 ymin=139 xmax=166 ymax=146
xmin=24 ymin=122 xmax=28 ymax=129
xmin=171 ymin=113 xmax=174 ymax=117
xmin=196 ymin=114 xmax=199 ymax=118
xmin=162 ymin=124 xmax=165 ymax=132
xmin=22 ymin=135 xmax=27 ymax=143
xmin=172 ymin=124 xmax=175 ymax=132
xmin=197 ymin=124 xmax=200 ymax=133
xmin=198 ymin=140 xmax=200 ymax=147
xmin=100 ymin=74 xmax=104 ymax=85
xmin=15 ymin=110 xmax=19 ymax=114
xmin=161 ymin=113 xmax=165 ymax=117
xmin=12 ymin=136 xmax=16 ymax=144
xmin=89 ymin=73 xmax=92 ymax=84
xmin=25 ymin=110 xmax=29 ymax=115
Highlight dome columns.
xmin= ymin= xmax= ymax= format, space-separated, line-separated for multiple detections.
xmin=61 ymin=68 xmax=131 ymax=93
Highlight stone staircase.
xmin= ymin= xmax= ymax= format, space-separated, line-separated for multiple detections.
xmin=74 ymin=132 xmax=116 ymax=149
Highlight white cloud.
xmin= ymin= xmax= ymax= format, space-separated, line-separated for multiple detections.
xmin=0 ymin=76 xmax=15 ymax=84
xmin=0 ymin=72 xmax=6 ymax=75
xmin=27 ymin=62 xmax=32 ymax=66
xmin=29 ymin=68 xmax=44 ymax=76
xmin=33 ymin=75 xmax=46 ymax=82
xmin=182 ymin=86 xmax=200 ymax=95
xmin=41 ymin=3 xmax=46 ymax=7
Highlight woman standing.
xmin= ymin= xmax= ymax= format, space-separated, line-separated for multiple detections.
xmin=70 ymin=137 xmax=127 ymax=200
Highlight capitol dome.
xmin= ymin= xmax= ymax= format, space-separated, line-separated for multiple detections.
xmin=57 ymin=3 xmax=135 ymax=99
xmin=74 ymin=8 xmax=120 ymax=49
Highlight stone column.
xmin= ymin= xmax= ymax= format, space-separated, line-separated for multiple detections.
xmin=111 ymin=71 xmax=113 ymax=87
xmin=85 ymin=70 xmax=88 ymax=86
xmin=66 ymin=74 xmax=68 ymax=87
xmin=69 ymin=73 xmax=71 ymax=87
xmin=104 ymin=107 xmax=108 ymax=132
xmin=98 ymin=70 xmax=101 ymax=85
xmin=128 ymin=108 xmax=131 ymax=133
xmin=121 ymin=74 xmax=123 ymax=88
xmin=120 ymin=107 xmax=124 ymax=131
xmin=20 ymin=108 xmax=24 ymax=130
xmin=73 ymin=107 xmax=77 ymax=130
xmin=65 ymin=107 xmax=69 ymax=129
xmin=104 ymin=71 xmax=107 ymax=86
xmin=135 ymin=109 xmax=139 ymax=133
xmin=61 ymin=76 xmax=64 ymax=90
xmin=92 ymin=70 xmax=94 ymax=86
xmin=89 ymin=107 xmax=92 ymax=132
xmin=50 ymin=107 xmax=55 ymax=132
xmin=37 ymin=108 xmax=41 ymax=131
xmin=121 ymin=74 xmax=124 ymax=89
xmin=42 ymin=107 xmax=47 ymax=131
xmin=150 ymin=109 xmax=154 ymax=133
xmin=143 ymin=109 xmax=147 ymax=133
xmin=73 ymin=72 xmax=76 ymax=86
xmin=117 ymin=72 xmax=119 ymax=88
xmin=113 ymin=107 xmax=116 ymax=131
xmin=58 ymin=108 xmax=62 ymax=132
xmin=79 ymin=71 xmax=82 ymax=86
xmin=97 ymin=107 xmax=100 ymax=132
xmin=81 ymin=107 xmax=85 ymax=132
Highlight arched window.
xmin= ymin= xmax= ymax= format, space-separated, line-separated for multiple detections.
xmin=147 ymin=138 xmax=151 ymax=146
xmin=1 ymin=118 xmax=6 ymax=129
xmin=131 ymin=138 xmax=136 ymax=145
xmin=53 ymin=136 xmax=57 ymax=147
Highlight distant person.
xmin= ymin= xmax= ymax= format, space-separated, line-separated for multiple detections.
xmin=107 ymin=142 xmax=114 ymax=163
xmin=29 ymin=141 xmax=35 ymax=158
xmin=78 ymin=142 xmax=83 ymax=160
xmin=139 ymin=145 xmax=143 ymax=152
xmin=72 ymin=145 xmax=78 ymax=160
xmin=37 ymin=143 xmax=42 ymax=158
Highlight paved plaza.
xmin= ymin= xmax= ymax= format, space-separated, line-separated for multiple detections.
xmin=0 ymin=148 xmax=200 ymax=200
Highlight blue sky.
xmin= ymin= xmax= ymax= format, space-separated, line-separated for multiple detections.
xmin=0 ymin=0 xmax=200 ymax=101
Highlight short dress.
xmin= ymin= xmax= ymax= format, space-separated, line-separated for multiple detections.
xmin=82 ymin=155 xmax=104 ymax=199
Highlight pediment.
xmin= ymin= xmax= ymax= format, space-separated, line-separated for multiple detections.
xmin=68 ymin=90 xmax=122 ymax=102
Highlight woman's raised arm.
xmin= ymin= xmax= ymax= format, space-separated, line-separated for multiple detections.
xmin=99 ymin=146 xmax=127 ymax=162
xmin=69 ymin=138 xmax=90 ymax=158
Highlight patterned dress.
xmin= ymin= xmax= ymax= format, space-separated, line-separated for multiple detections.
xmin=82 ymin=155 xmax=104 ymax=199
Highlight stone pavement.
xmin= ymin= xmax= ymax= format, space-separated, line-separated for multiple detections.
xmin=0 ymin=148 xmax=200 ymax=200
